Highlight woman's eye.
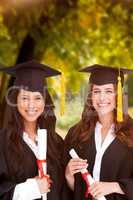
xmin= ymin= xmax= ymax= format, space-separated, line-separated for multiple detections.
xmin=106 ymin=90 xmax=114 ymax=94
xmin=21 ymin=97 xmax=28 ymax=100
xmin=35 ymin=97 xmax=42 ymax=100
xmin=93 ymin=90 xmax=100 ymax=94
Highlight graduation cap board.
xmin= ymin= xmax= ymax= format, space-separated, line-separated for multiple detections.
xmin=79 ymin=64 xmax=133 ymax=122
xmin=0 ymin=60 xmax=61 ymax=93
xmin=0 ymin=60 xmax=65 ymax=115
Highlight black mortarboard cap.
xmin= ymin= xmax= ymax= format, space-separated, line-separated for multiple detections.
xmin=0 ymin=60 xmax=61 ymax=93
xmin=79 ymin=64 xmax=133 ymax=86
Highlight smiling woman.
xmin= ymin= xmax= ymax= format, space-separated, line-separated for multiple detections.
xmin=63 ymin=64 xmax=133 ymax=200
xmin=0 ymin=60 xmax=63 ymax=200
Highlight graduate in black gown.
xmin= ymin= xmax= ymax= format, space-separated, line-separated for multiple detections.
xmin=0 ymin=60 xmax=63 ymax=200
xmin=63 ymin=64 xmax=133 ymax=200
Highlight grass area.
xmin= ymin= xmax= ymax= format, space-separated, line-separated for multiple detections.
xmin=128 ymin=107 xmax=133 ymax=118
xmin=55 ymin=97 xmax=84 ymax=138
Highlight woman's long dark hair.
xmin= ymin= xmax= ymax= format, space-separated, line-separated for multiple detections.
xmin=67 ymin=84 xmax=133 ymax=148
xmin=3 ymin=87 xmax=62 ymax=175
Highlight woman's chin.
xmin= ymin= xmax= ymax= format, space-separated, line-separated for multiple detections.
xmin=24 ymin=116 xmax=38 ymax=123
xmin=97 ymin=109 xmax=113 ymax=116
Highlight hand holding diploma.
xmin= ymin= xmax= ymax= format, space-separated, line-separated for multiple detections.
xmin=37 ymin=129 xmax=50 ymax=200
xmin=69 ymin=149 xmax=106 ymax=200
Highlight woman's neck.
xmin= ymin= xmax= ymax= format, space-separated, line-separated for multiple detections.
xmin=98 ymin=112 xmax=114 ymax=144
xmin=98 ymin=112 xmax=114 ymax=129
xmin=24 ymin=121 xmax=37 ymax=141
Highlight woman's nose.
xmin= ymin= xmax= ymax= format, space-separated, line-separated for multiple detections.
xmin=99 ymin=92 xmax=105 ymax=101
xmin=28 ymin=99 xmax=35 ymax=108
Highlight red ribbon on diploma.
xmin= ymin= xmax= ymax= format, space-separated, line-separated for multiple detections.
xmin=37 ymin=159 xmax=46 ymax=178
xmin=81 ymin=172 xmax=91 ymax=198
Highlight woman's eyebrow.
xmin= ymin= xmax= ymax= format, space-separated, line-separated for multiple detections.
xmin=33 ymin=95 xmax=43 ymax=99
xmin=93 ymin=88 xmax=101 ymax=90
xmin=92 ymin=88 xmax=114 ymax=91
xmin=21 ymin=94 xmax=28 ymax=97
xmin=104 ymin=88 xmax=114 ymax=90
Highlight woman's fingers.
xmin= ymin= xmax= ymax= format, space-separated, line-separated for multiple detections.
xmin=70 ymin=158 xmax=88 ymax=162
xmin=65 ymin=158 xmax=88 ymax=189
xmin=90 ymin=181 xmax=112 ymax=198
xmin=68 ymin=158 xmax=88 ymax=175
xmin=65 ymin=158 xmax=88 ymax=191
xmin=69 ymin=158 xmax=88 ymax=165
xmin=68 ymin=158 xmax=88 ymax=168
xmin=36 ymin=175 xmax=52 ymax=194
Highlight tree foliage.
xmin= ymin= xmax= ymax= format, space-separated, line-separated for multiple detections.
xmin=0 ymin=0 xmax=133 ymax=96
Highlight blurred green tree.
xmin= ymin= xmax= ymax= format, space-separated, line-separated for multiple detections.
xmin=0 ymin=0 xmax=133 ymax=128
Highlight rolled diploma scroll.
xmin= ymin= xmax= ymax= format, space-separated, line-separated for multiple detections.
xmin=69 ymin=149 xmax=106 ymax=200
xmin=37 ymin=129 xmax=47 ymax=200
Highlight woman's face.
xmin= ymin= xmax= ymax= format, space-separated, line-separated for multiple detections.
xmin=17 ymin=89 xmax=45 ymax=123
xmin=91 ymin=84 xmax=116 ymax=116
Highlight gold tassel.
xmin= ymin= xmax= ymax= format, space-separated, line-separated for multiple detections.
xmin=60 ymin=72 xmax=65 ymax=116
xmin=117 ymin=75 xmax=123 ymax=122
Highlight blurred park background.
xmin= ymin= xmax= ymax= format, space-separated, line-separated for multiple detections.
xmin=0 ymin=0 xmax=133 ymax=138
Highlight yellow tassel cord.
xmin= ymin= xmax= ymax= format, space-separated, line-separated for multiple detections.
xmin=117 ymin=75 xmax=123 ymax=122
xmin=60 ymin=73 xmax=65 ymax=116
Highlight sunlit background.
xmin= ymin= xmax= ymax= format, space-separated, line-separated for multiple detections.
xmin=0 ymin=0 xmax=133 ymax=138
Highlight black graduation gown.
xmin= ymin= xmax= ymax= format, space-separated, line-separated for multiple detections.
xmin=63 ymin=124 xmax=133 ymax=200
xmin=0 ymin=129 xmax=63 ymax=200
